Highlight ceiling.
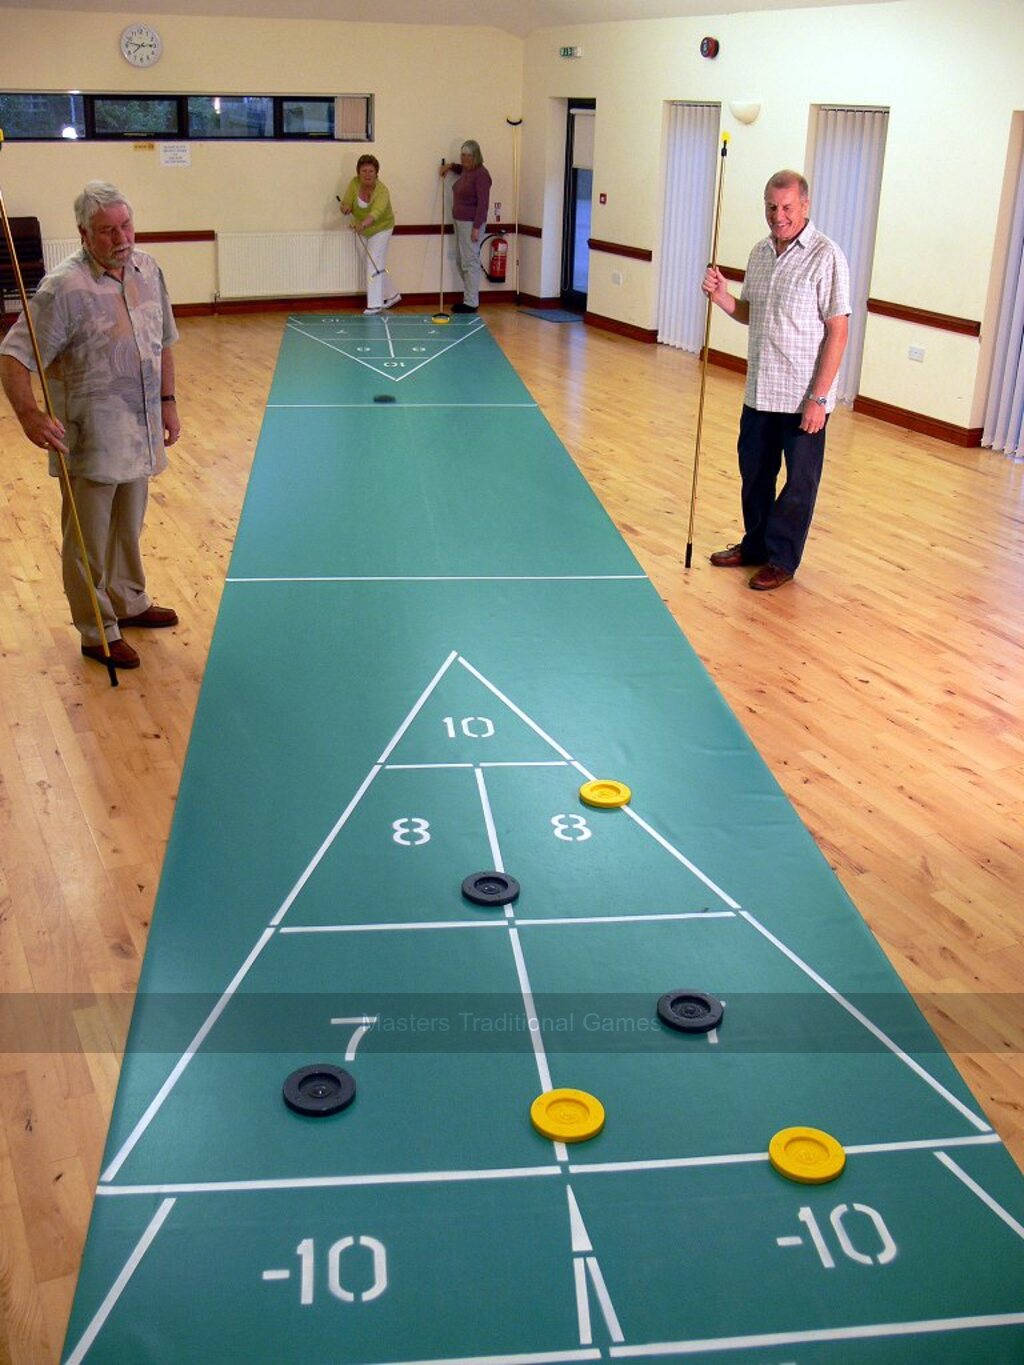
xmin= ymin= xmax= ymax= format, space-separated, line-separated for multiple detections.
xmin=0 ymin=0 xmax=890 ymax=41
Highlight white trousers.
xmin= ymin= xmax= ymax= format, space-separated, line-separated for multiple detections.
xmin=362 ymin=228 xmax=394 ymax=309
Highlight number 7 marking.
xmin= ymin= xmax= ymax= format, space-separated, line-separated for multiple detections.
xmin=330 ymin=1015 xmax=379 ymax=1061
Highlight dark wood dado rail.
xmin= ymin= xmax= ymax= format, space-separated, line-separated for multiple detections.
xmin=588 ymin=239 xmax=653 ymax=262
xmin=137 ymin=230 xmax=216 ymax=243
xmin=393 ymin=223 xmax=541 ymax=237
xmin=866 ymin=299 xmax=980 ymax=337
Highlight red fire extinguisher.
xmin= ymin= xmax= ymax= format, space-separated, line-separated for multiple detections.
xmin=484 ymin=232 xmax=508 ymax=282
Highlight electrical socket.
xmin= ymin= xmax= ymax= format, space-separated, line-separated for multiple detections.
xmin=908 ymin=346 xmax=925 ymax=362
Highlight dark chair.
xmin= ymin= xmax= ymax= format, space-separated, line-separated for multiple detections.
xmin=0 ymin=216 xmax=46 ymax=312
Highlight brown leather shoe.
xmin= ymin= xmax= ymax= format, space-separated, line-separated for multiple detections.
xmin=709 ymin=543 xmax=746 ymax=567
xmin=117 ymin=604 xmax=179 ymax=628
xmin=748 ymin=564 xmax=794 ymax=591
xmin=81 ymin=638 xmax=140 ymax=668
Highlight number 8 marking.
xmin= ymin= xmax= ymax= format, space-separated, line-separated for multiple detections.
xmin=552 ymin=813 xmax=592 ymax=842
xmin=392 ymin=818 xmax=430 ymax=846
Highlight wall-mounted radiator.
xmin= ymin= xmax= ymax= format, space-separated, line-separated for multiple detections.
xmin=217 ymin=231 xmax=360 ymax=299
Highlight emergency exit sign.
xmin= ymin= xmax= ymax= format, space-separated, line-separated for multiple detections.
xmin=559 ymin=45 xmax=583 ymax=58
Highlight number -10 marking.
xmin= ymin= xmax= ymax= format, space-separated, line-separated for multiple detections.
xmin=294 ymin=1236 xmax=388 ymax=1305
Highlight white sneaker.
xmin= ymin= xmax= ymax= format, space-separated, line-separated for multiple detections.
xmin=382 ymin=294 xmax=402 ymax=309
xmin=363 ymin=306 xmax=382 ymax=315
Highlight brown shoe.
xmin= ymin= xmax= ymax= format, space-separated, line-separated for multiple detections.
xmin=117 ymin=604 xmax=179 ymax=628
xmin=82 ymin=638 xmax=140 ymax=669
xmin=709 ymin=543 xmax=746 ymax=567
xmin=748 ymin=564 xmax=794 ymax=591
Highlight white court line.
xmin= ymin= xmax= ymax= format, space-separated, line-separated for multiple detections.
xmin=935 ymin=1150 xmax=1024 ymax=1239
xmin=98 ymin=1165 xmax=564 ymax=1196
xmin=608 ymin=1313 xmax=1024 ymax=1357
xmin=226 ymin=574 xmax=648 ymax=583
xmin=739 ymin=909 xmax=991 ymax=1132
xmin=95 ymin=1134 xmax=1003 ymax=1198
xmin=279 ymin=911 xmax=732 ymax=934
xmin=100 ymin=929 xmax=276 ymax=1183
xmin=459 ymin=656 xmax=574 ymax=761
xmin=63 ymin=1197 xmax=176 ymax=1364
xmin=266 ymin=402 xmax=538 ymax=409
xmin=371 ymin=1353 xmax=599 ymax=1365
xmin=279 ymin=919 xmax=508 ymax=935
xmin=475 ymin=766 xmax=504 ymax=872
xmin=619 ymin=803 xmax=741 ymax=911
xmin=569 ymin=1132 xmax=1000 ymax=1178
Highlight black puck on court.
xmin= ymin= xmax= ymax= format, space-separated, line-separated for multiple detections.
xmin=657 ymin=990 xmax=724 ymax=1034
xmin=283 ymin=1064 xmax=356 ymax=1116
xmin=462 ymin=871 xmax=520 ymax=906
xmin=373 ymin=393 xmax=396 ymax=403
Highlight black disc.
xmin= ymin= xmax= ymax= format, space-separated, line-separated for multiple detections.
xmin=373 ymin=393 xmax=396 ymax=403
xmin=657 ymin=990 xmax=724 ymax=1034
xmin=283 ymin=1064 xmax=356 ymax=1116
xmin=462 ymin=870 xmax=520 ymax=906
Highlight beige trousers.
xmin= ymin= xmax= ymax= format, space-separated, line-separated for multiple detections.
xmin=60 ymin=474 xmax=150 ymax=646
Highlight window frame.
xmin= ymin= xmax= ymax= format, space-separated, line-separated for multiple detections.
xmin=0 ymin=92 xmax=374 ymax=142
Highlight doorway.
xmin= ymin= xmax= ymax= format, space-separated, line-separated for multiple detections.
xmin=561 ymin=100 xmax=595 ymax=312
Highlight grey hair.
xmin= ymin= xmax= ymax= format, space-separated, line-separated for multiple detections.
xmin=74 ymin=181 xmax=132 ymax=229
xmin=765 ymin=170 xmax=809 ymax=200
xmin=460 ymin=140 xmax=483 ymax=167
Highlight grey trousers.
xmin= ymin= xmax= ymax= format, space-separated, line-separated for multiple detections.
xmin=453 ymin=219 xmax=482 ymax=306
xmin=61 ymin=474 xmax=151 ymax=645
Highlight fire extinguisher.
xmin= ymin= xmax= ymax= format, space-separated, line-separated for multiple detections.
xmin=483 ymin=231 xmax=508 ymax=283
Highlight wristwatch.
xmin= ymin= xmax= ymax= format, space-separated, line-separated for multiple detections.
xmin=811 ymin=395 xmax=827 ymax=406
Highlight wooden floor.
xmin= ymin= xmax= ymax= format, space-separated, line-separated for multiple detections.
xmin=1 ymin=304 xmax=1021 ymax=1362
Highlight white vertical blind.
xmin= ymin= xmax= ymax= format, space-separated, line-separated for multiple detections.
xmin=982 ymin=150 xmax=1024 ymax=460
xmin=809 ymin=107 xmax=889 ymax=403
xmin=657 ymin=102 xmax=720 ymax=352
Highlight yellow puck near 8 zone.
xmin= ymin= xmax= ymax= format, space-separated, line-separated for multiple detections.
xmin=578 ymin=779 xmax=631 ymax=809
xmin=769 ymin=1126 xmax=846 ymax=1184
xmin=530 ymin=1088 xmax=605 ymax=1143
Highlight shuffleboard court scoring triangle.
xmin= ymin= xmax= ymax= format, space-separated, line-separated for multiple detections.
xmin=284 ymin=313 xmax=488 ymax=383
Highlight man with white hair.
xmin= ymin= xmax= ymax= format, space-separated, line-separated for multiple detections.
xmin=1 ymin=180 xmax=180 ymax=668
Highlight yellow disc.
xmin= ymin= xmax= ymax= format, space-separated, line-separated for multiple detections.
xmin=769 ymin=1126 xmax=846 ymax=1184
xmin=578 ymin=779 xmax=632 ymax=809
xmin=530 ymin=1088 xmax=605 ymax=1143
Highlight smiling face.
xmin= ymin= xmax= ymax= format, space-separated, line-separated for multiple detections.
xmin=764 ymin=179 xmax=809 ymax=249
xmin=80 ymin=201 xmax=135 ymax=273
xmin=357 ymin=162 xmax=378 ymax=192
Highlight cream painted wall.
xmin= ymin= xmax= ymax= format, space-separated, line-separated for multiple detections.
xmin=521 ymin=0 xmax=1024 ymax=431
xmin=0 ymin=11 xmax=523 ymax=303
xmin=3 ymin=2 xmax=1023 ymax=430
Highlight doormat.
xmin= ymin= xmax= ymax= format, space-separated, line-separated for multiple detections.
xmin=519 ymin=308 xmax=584 ymax=323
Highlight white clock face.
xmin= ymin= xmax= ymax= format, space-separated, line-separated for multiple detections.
xmin=120 ymin=23 xmax=163 ymax=67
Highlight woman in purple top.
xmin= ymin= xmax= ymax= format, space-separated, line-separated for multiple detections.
xmin=440 ymin=140 xmax=492 ymax=312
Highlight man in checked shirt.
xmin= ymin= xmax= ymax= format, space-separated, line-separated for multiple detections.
xmin=702 ymin=170 xmax=850 ymax=591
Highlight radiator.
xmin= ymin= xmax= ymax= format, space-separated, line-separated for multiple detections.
xmin=43 ymin=239 xmax=79 ymax=271
xmin=217 ymin=231 xmax=360 ymax=299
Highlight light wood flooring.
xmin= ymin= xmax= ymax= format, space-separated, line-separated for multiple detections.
xmin=0 ymin=306 xmax=1021 ymax=1362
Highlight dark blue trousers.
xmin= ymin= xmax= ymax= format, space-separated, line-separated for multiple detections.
xmin=736 ymin=405 xmax=828 ymax=574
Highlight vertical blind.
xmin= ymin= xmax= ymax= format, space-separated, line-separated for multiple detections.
xmin=657 ymin=102 xmax=720 ymax=352
xmin=982 ymin=149 xmax=1024 ymax=460
xmin=809 ymin=106 xmax=889 ymax=404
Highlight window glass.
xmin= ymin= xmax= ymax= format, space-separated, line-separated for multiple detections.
xmin=282 ymin=99 xmax=333 ymax=137
xmin=0 ymin=92 xmax=86 ymax=139
xmin=188 ymin=96 xmax=274 ymax=138
xmin=92 ymin=96 xmax=180 ymax=137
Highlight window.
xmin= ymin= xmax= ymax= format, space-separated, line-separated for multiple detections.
xmin=0 ymin=92 xmax=373 ymax=142
xmin=92 ymin=95 xmax=181 ymax=138
xmin=0 ymin=92 xmax=85 ymax=140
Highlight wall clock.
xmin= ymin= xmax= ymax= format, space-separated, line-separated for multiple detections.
xmin=700 ymin=36 xmax=720 ymax=58
xmin=120 ymin=23 xmax=163 ymax=67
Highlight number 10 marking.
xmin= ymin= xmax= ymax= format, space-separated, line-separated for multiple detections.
xmin=779 ymin=1204 xmax=897 ymax=1268
xmin=293 ymin=1236 xmax=388 ymax=1305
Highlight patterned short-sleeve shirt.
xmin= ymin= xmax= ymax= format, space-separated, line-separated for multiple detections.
xmin=740 ymin=222 xmax=850 ymax=413
xmin=0 ymin=247 xmax=178 ymax=483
